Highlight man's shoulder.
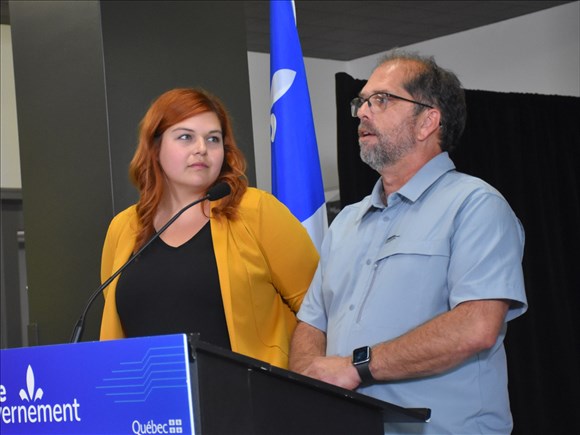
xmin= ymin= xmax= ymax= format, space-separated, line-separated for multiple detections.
xmin=330 ymin=195 xmax=372 ymax=228
xmin=441 ymin=170 xmax=505 ymax=199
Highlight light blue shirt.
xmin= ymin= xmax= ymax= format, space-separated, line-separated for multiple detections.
xmin=298 ymin=152 xmax=527 ymax=434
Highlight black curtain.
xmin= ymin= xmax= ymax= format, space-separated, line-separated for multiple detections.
xmin=335 ymin=72 xmax=580 ymax=435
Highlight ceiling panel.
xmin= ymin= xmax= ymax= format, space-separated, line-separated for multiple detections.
xmin=1 ymin=1 xmax=572 ymax=61
xmin=244 ymin=0 xmax=573 ymax=60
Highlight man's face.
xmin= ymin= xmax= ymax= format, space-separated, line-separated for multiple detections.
xmin=356 ymin=61 xmax=420 ymax=171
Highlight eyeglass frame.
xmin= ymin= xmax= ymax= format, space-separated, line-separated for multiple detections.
xmin=350 ymin=91 xmax=434 ymax=118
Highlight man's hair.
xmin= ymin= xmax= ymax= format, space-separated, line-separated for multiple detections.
xmin=377 ymin=50 xmax=467 ymax=152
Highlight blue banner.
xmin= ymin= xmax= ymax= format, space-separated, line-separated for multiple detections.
xmin=0 ymin=334 xmax=195 ymax=434
xmin=270 ymin=0 xmax=327 ymax=250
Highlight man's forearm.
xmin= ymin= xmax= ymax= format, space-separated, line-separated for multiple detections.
xmin=289 ymin=300 xmax=509 ymax=390
xmin=289 ymin=321 xmax=326 ymax=373
xmin=370 ymin=299 xmax=509 ymax=381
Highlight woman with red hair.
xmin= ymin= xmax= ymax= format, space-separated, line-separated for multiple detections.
xmin=99 ymin=88 xmax=319 ymax=368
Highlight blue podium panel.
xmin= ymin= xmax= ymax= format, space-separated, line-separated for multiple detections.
xmin=0 ymin=334 xmax=195 ymax=434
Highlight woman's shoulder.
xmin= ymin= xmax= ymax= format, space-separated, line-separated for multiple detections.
xmin=238 ymin=187 xmax=286 ymax=212
xmin=241 ymin=187 xmax=270 ymax=200
xmin=108 ymin=204 xmax=139 ymax=232
xmin=234 ymin=187 xmax=304 ymax=234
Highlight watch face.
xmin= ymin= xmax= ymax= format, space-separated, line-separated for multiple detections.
xmin=353 ymin=346 xmax=370 ymax=364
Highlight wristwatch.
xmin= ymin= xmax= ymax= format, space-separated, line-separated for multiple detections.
xmin=352 ymin=346 xmax=374 ymax=385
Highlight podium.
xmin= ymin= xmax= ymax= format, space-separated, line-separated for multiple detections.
xmin=0 ymin=334 xmax=430 ymax=434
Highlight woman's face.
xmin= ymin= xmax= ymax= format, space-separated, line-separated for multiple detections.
xmin=158 ymin=111 xmax=225 ymax=196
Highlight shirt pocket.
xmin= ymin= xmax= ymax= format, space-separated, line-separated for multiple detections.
xmin=357 ymin=238 xmax=451 ymax=335
xmin=377 ymin=237 xmax=450 ymax=260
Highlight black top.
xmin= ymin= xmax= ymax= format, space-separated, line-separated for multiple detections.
xmin=116 ymin=221 xmax=231 ymax=349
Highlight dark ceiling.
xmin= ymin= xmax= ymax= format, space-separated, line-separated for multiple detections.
xmin=1 ymin=1 xmax=573 ymax=61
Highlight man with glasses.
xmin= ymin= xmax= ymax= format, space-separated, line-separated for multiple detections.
xmin=289 ymin=50 xmax=527 ymax=434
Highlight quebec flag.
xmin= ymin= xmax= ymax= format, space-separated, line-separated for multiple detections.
xmin=270 ymin=0 xmax=327 ymax=251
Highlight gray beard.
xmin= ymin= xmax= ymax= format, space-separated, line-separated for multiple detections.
xmin=360 ymin=142 xmax=394 ymax=172
xmin=359 ymin=118 xmax=417 ymax=172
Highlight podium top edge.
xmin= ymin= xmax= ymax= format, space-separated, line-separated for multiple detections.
xmin=188 ymin=335 xmax=431 ymax=423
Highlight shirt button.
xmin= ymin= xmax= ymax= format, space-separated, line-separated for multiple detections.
xmin=349 ymin=304 xmax=355 ymax=311
xmin=366 ymin=259 xmax=371 ymax=265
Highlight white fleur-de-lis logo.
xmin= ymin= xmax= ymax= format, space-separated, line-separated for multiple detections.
xmin=19 ymin=365 xmax=44 ymax=402
xmin=270 ymin=68 xmax=297 ymax=143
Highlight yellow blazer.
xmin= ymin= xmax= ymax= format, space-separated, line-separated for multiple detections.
xmin=99 ymin=188 xmax=319 ymax=368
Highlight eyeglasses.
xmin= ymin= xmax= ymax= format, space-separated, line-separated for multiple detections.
xmin=350 ymin=92 xmax=433 ymax=118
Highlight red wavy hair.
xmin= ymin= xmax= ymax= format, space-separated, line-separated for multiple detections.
xmin=129 ymin=88 xmax=248 ymax=251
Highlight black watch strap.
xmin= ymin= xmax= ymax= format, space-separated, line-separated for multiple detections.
xmin=352 ymin=346 xmax=374 ymax=385
xmin=355 ymin=361 xmax=374 ymax=385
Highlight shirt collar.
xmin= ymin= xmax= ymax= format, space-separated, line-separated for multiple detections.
xmin=356 ymin=152 xmax=456 ymax=221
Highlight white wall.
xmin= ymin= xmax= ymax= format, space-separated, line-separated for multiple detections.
xmin=1 ymin=25 xmax=21 ymax=189
xmin=347 ymin=1 xmax=580 ymax=95
xmin=3 ymin=2 xmax=579 ymax=193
